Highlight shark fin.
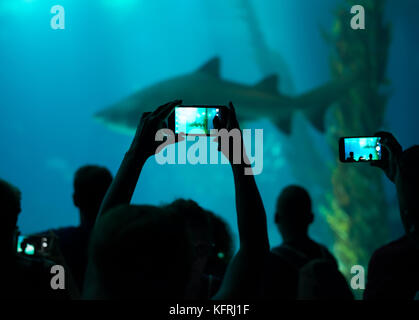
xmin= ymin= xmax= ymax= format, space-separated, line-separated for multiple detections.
xmin=274 ymin=116 xmax=292 ymax=135
xmin=303 ymin=107 xmax=327 ymax=132
xmin=254 ymin=75 xmax=278 ymax=93
xmin=295 ymin=76 xmax=356 ymax=132
xmin=197 ymin=57 xmax=220 ymax=78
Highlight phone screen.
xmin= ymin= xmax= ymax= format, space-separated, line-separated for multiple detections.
xmin=17 ymin=235 xmax=35 ymax=255
xmin=17 ymin=235 xmax=49 ymax=255
xmin=174 ymin=106 xmax=221 ymax=135
xmin=340 ymin=137 xmax=382 ymax=162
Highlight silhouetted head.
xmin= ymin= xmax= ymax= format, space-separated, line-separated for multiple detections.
xmin=274 ymin=185 xmax=314 ymax=241
xmin=350 ymin=151 xmax=354 ymax=158
xmin=205 ymin=213 xmax=234 ymax=277
xmin=72 ymin=165 xmax=112 ymax=227
xmin=167 ymin=199 xmax=233 ymax=274
xmin=163 ymin=199 xmax=234 ymax=296
xmin=85 ymin=204 xmax=194 ymax=299
xmin=395 ymin=146 xmax=419 ymax=234
xmin=164 ymin=199 xmax=213 ymax=251
xmin=0 ymin=179 xmax=21 ymax=251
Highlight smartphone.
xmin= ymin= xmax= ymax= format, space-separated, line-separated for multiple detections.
xmin=168 ymin=105 xmax=226 ymax=136
xmin=17 ymin=235 xmax=49 ymax=256
xmin=17 ymin=235 xmax=36 ymax=255
xmin=339 ymin=136 xmax=383 ymax=163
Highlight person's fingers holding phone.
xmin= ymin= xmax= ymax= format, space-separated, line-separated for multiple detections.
xmin=227 ymin=101 xmax=240 ymax=130
xmin=156 ymin=100 xmax=187 ymax=143
xmin=39 ymin=231 xmax=62 ymax=261
xmin=372 ymin=131 xmax=402 ymax=183
xmin=377 ymin=132 xmax=402 ymax=156
xmin=212 ymin=102 xmax=245 ymax=163
xmin=154 ymin=100 xmax=182 ymax=122
xmin=140 ymin=100 xmax=182 ymax=133
xmin=132 ymin=100 xmax=182 ymax=158
xmin=155 ymin=100 xmax=186 ymax=144
xmin=213 ymin=107 xmax=227 ymax=152
xmin=213 ymin=102 xmax=240 ymax=131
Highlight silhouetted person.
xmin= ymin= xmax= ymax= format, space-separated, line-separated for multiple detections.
xmin=347 ymin=151 xmax=356 ymax=162
xmin=369 ymin=153 xmax=373 ymax=161
xmin=365 ymin=132 xmax=419 ymax=299
xmin=205 ymin=212 xmax=234 ymax=281
xmin=86 ymin=204 xmax=195 ymax=299
xmin=84 ymin=101 xmax=203 ymax=299
xmin=264 ymin=185 xmax=353 ymax=299
xmin=84 ymin=101 xmax=269 ymax=299
xmin=211 ymin=103 xmax=269 ymax=299
xmin=36 ymin=165 xmax=112 ymax=292
xmin=0 ymin=179 xmax=65 ymax=299
xmin=163 ymin=199 xmax=234 ymax=298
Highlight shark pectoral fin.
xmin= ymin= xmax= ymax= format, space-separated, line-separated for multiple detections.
xmin=254 ymin=74 xmax=279 ymax=93
xmin=295 ymin=76 xmax=354 ymax=133
xmin=235 ymin=112 xmax=252 ymax=125
xmin=302 ymin=106 xmax=327 ymax=132
xmin=274 ymin=115 xmax=292 ymax=135
xmin=197 ymin=57 xmax=220 ymax=78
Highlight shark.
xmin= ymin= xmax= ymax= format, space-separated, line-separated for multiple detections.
xmin=94 ymin=57 xmax=352 ymax=135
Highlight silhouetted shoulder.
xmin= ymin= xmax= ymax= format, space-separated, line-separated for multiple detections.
xmin=10 ymin=255 xmax=64 ymax=299
xmin=53 ymin=226 xmax=89 ymax=243
xmin=53 ymin=226 xmax=79 ymax=235
xmin=16 ymin=255 xmax=55 ymax=279
xmin=263 ymin=247 xmax=300 ymax=299
xmin=317 ymin=243 xmax=339 ymax=267
xmin=368 ymin=236 xmax=419 ymax=270
xmin=273 ymin=240 xmax=337 ymax=266
xmin=365 ymin=236 xmax=419 ymax=300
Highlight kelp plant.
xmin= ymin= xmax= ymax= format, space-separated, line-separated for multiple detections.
xmin=320 ymin=0 xmax=391 ymax=286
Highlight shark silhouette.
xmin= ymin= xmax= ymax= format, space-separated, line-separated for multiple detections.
xmin=94 ymin=57 xmax=351 ymax=134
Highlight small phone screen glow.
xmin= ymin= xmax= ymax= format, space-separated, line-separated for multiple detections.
xmin=174 ymin=107 xmax=220 ymax=134
xmin=344 ymin=137 xmax=382 ymax=162
xmin=17 ymin=236 xmax=35 ymax=255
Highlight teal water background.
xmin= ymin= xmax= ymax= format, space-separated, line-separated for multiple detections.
xmin=0 ymin=0 xmax=418 ymax=250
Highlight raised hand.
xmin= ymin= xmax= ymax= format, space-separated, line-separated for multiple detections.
xmin=212 ymin=102 xmax=247 ymax=165
xmin=372 ymin=131 xmax=403 ymax=183
xmin=130 ymin=100 xmax=183 ymax=159
xmin=213 ymin=101 xmax=241 ymax=132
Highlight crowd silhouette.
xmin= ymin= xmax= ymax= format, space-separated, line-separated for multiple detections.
xmin=2 ymin=101 xmax=419 ymax=300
